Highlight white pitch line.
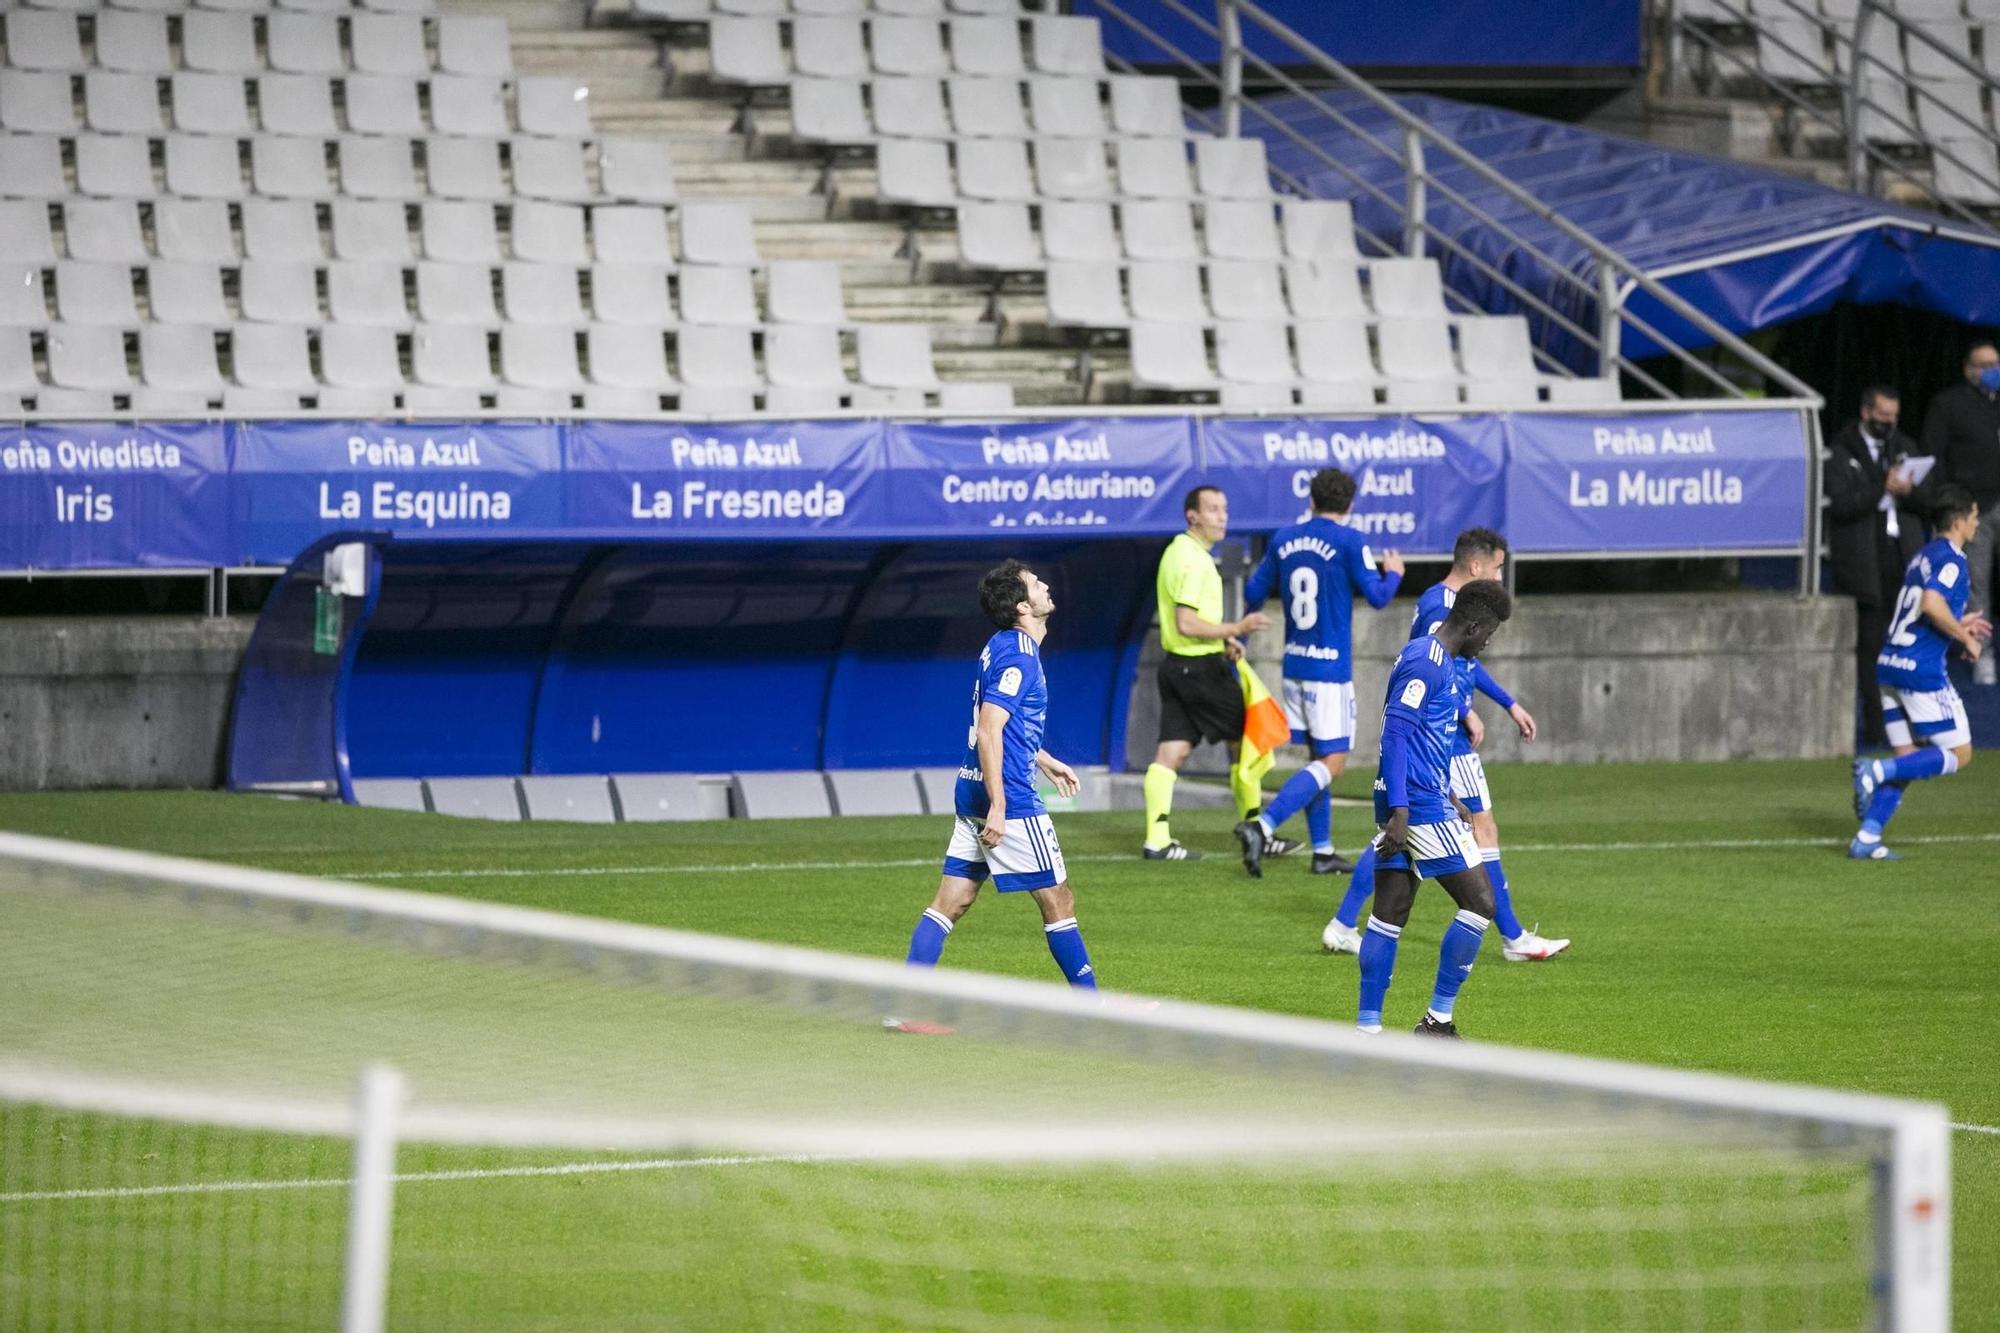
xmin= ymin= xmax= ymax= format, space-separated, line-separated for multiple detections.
xmin=330 ymin=831 xmax=2000 ymax=882
xmin=0 ymin=1153 xmax=822 ymax=1204
xmin=5 ymin=1125 xmax=1996 ymax=1206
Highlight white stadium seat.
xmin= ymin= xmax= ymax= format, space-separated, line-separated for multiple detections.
xmin=678 ymin=265 xmax=758 ymax=325
xmin=416 ymin=262 xmax=501 ymax=324
xmin=589 ymin=263 xmax=674 ymax=327
xmin=328 ymin=261 xmax=413 ymax=327
xmin=240 ymin=261 xmax=323 ymax=324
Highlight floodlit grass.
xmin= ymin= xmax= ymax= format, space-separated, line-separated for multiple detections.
xmin=0 ymin=757 xmax=1994 ymax=1328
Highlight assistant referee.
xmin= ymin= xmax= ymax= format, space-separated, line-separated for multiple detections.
xmin=1142 ymin=485 xmax=1269 ymax=861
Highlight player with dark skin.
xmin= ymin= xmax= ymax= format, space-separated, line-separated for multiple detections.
xmin=1370 ymin=592 xmax=1507 ymax=949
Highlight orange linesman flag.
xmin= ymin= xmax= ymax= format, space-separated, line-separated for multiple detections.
xmin=1236 ymin=659 xmax=1290 ymax=785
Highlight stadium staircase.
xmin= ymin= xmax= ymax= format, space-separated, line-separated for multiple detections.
xmin=486 ymin=0 xmax=1106 ymax=406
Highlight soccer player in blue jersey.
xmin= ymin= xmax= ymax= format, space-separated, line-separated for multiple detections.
xmin=1232 ymin=468 xmax=1405 ymax=878
xmin=1358 ymin=579 xmax=1515 ymax=1038
xmin=1324 ymin=528 xmax=1568 ymax=962
xmin=1852 ymin=485 xmax=1992 ymax=859
xmin=893 ymin=560 xmax=1095 ymax=1027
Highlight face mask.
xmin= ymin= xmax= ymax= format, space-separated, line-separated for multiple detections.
xmin=1980 ymin=366 xmax=2000 ymax=393
xmin=1862 ymin=419 xmax=1890 ymax=440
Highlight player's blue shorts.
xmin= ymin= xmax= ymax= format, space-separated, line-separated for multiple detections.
xmin=1375 ymin=818 xmax=1481 ymax=880
xmin=942 ymin=813 xmax=1066 ymax=891
xmin=1281 ymin=678 xmax=1355 ymax=757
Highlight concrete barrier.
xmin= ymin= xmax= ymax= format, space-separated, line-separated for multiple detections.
xmin=0 ymin=617 xmax=254 ymax=791
xmin=1127 ymin=593 xmax=1855 ymax=774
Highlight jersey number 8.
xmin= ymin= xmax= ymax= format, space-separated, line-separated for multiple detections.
xmin=1288 ymin=567 xmax=1319 ymax=630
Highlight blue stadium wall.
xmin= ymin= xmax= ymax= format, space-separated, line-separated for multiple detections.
xmin=1085 ymin=0 xmax=1641 ymax=70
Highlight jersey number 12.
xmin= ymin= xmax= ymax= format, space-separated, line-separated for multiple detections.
xmin=1886 ymin=584 xmax=1924 ymax=648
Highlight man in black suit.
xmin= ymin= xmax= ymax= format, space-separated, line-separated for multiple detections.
xmin=1826 ymin=386 xmax=1934 ymax=747
xmin=1920 ymin=341 xmax=2000 ymax=685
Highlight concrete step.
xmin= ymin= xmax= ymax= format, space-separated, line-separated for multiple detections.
xmin=755 ymin=218 xmax=917 ymax=262
xmin=652 ymin=133 xmax=749 ymax=164
xmin=593 ymin=93 xmax=735 ymax=124
xmin=845 ymin=284 xmax=994 ymax=320
xmin=677 ymin=158 xmax=828 ymax=197
xmin=513 ymin=31 xmax=666 ymax=97
xmin=513 ymin=28 xmax=661 ymax=62
xmin=691 ymin=193 xmax=829 ymax=222
xmin=444 ymin=0 xmax=585 ymax=32
xmin=933 ymin=346 xmax=1084 ymax=384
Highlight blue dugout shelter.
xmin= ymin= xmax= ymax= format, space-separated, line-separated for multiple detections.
xmin=228 ymin=532 xmax=1162 ymax=802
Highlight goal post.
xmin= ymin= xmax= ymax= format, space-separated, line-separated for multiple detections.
xmin=0 ymin=830 xmax=1950 ymax=1330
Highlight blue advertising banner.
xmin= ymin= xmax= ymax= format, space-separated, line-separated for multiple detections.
xmin=1200 ymin=416 xmax=1507 ymax=555
xmin=0 ymin=409 xmax=1816 ymax=571
xmin=1503 ymin=411 xmax=1808 ymax=553
xmin=566 ymin=418 xmax=886 ymax=536
xmin=0 ymin=421 xmax=226 ymax=568
xmin=230 ymin=419 xmax=565 ymax=564
xmin=886 ymin=417 xmax=1198 ymax=533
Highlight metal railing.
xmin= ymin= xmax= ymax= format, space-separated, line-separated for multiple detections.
xmin=1091 ymin=0 xmax=1825 ymax=408
xmin=1663 ymin=0 xmax=2000 ymax=230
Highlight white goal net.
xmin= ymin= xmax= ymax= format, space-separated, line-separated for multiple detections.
xmin=0 ymin=831 xmax=1950 ymax=1330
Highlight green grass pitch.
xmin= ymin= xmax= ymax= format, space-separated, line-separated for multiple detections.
xmin=0 ymin=756 xmax=1994 ymax=1328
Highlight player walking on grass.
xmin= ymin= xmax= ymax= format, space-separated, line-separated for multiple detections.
xmin=893 ymin=561 xmax=1096 ymax=1027
xmin=1232 ymin=468 xmax=1404 ymax=879
xmin=1324 ymin=529 xmax=1568 ymax=962
xmin=1357 ymin=580 xmax=1515 ymax=1039
xmin=1852 ymin=485 xmax=1992 ymax=860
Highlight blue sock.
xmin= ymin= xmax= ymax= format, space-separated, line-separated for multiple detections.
xmin=1306 ymin=786 xmax=1333 ymax=854
xmin=1858 ymin=782 xmax=1908 ymax=842
xmin=1044 ymin=916 xmax=1097 ymax=989
xmin=1356 ymin=915 xmax=1400 ymax=1030
xmin=1877 ymin=748 xmax=1953 ymax=784
xmin=1480 ymin=850 xmax=1523 ymax=940
xmin=905 ymin=908 xmax=951 ymax=966
xmin=1335 ymin=843 xmax=1376 ymax=929
xmin=1259 ymin=764 xmax=1329 ymax=838
xmin=1427 ymin=909 xmax=1489 ymax=1022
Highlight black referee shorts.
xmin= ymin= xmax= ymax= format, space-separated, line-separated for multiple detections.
xmin=1156 ymin=652 xmax=1244 ymax=746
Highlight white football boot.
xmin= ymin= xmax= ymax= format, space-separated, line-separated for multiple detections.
xmin=1321 ymin=917 xmax=1362 ymax=954
xmin=1501 ymin=928 xmax=1571 ymax=962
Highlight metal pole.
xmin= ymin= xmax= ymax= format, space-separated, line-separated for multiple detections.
xmin=1664 ymin=0 xmax=1683 ymax=98
xmin=1597 ymin=262 xmax=1622 ymax=385
xmin=1846 ymin=3 xmax=1874 ymax=194
xmin=1219 ymin=0 xmax=1243 ymax=139
xmin=1803 ymin=406 xmax=1826 ymax=597
xmin=1402 ymin=126 xmax=1426 ymax=258
xmin=340 ymin=1064 xmax=405 ymax=1333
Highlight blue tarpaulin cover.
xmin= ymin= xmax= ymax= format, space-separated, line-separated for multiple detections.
xmin=1249 ymin=92 xmax=2000 ymax=370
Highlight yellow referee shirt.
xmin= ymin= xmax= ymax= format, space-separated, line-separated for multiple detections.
xmin=1156 ymin=531 xmax=1223 ymax=657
